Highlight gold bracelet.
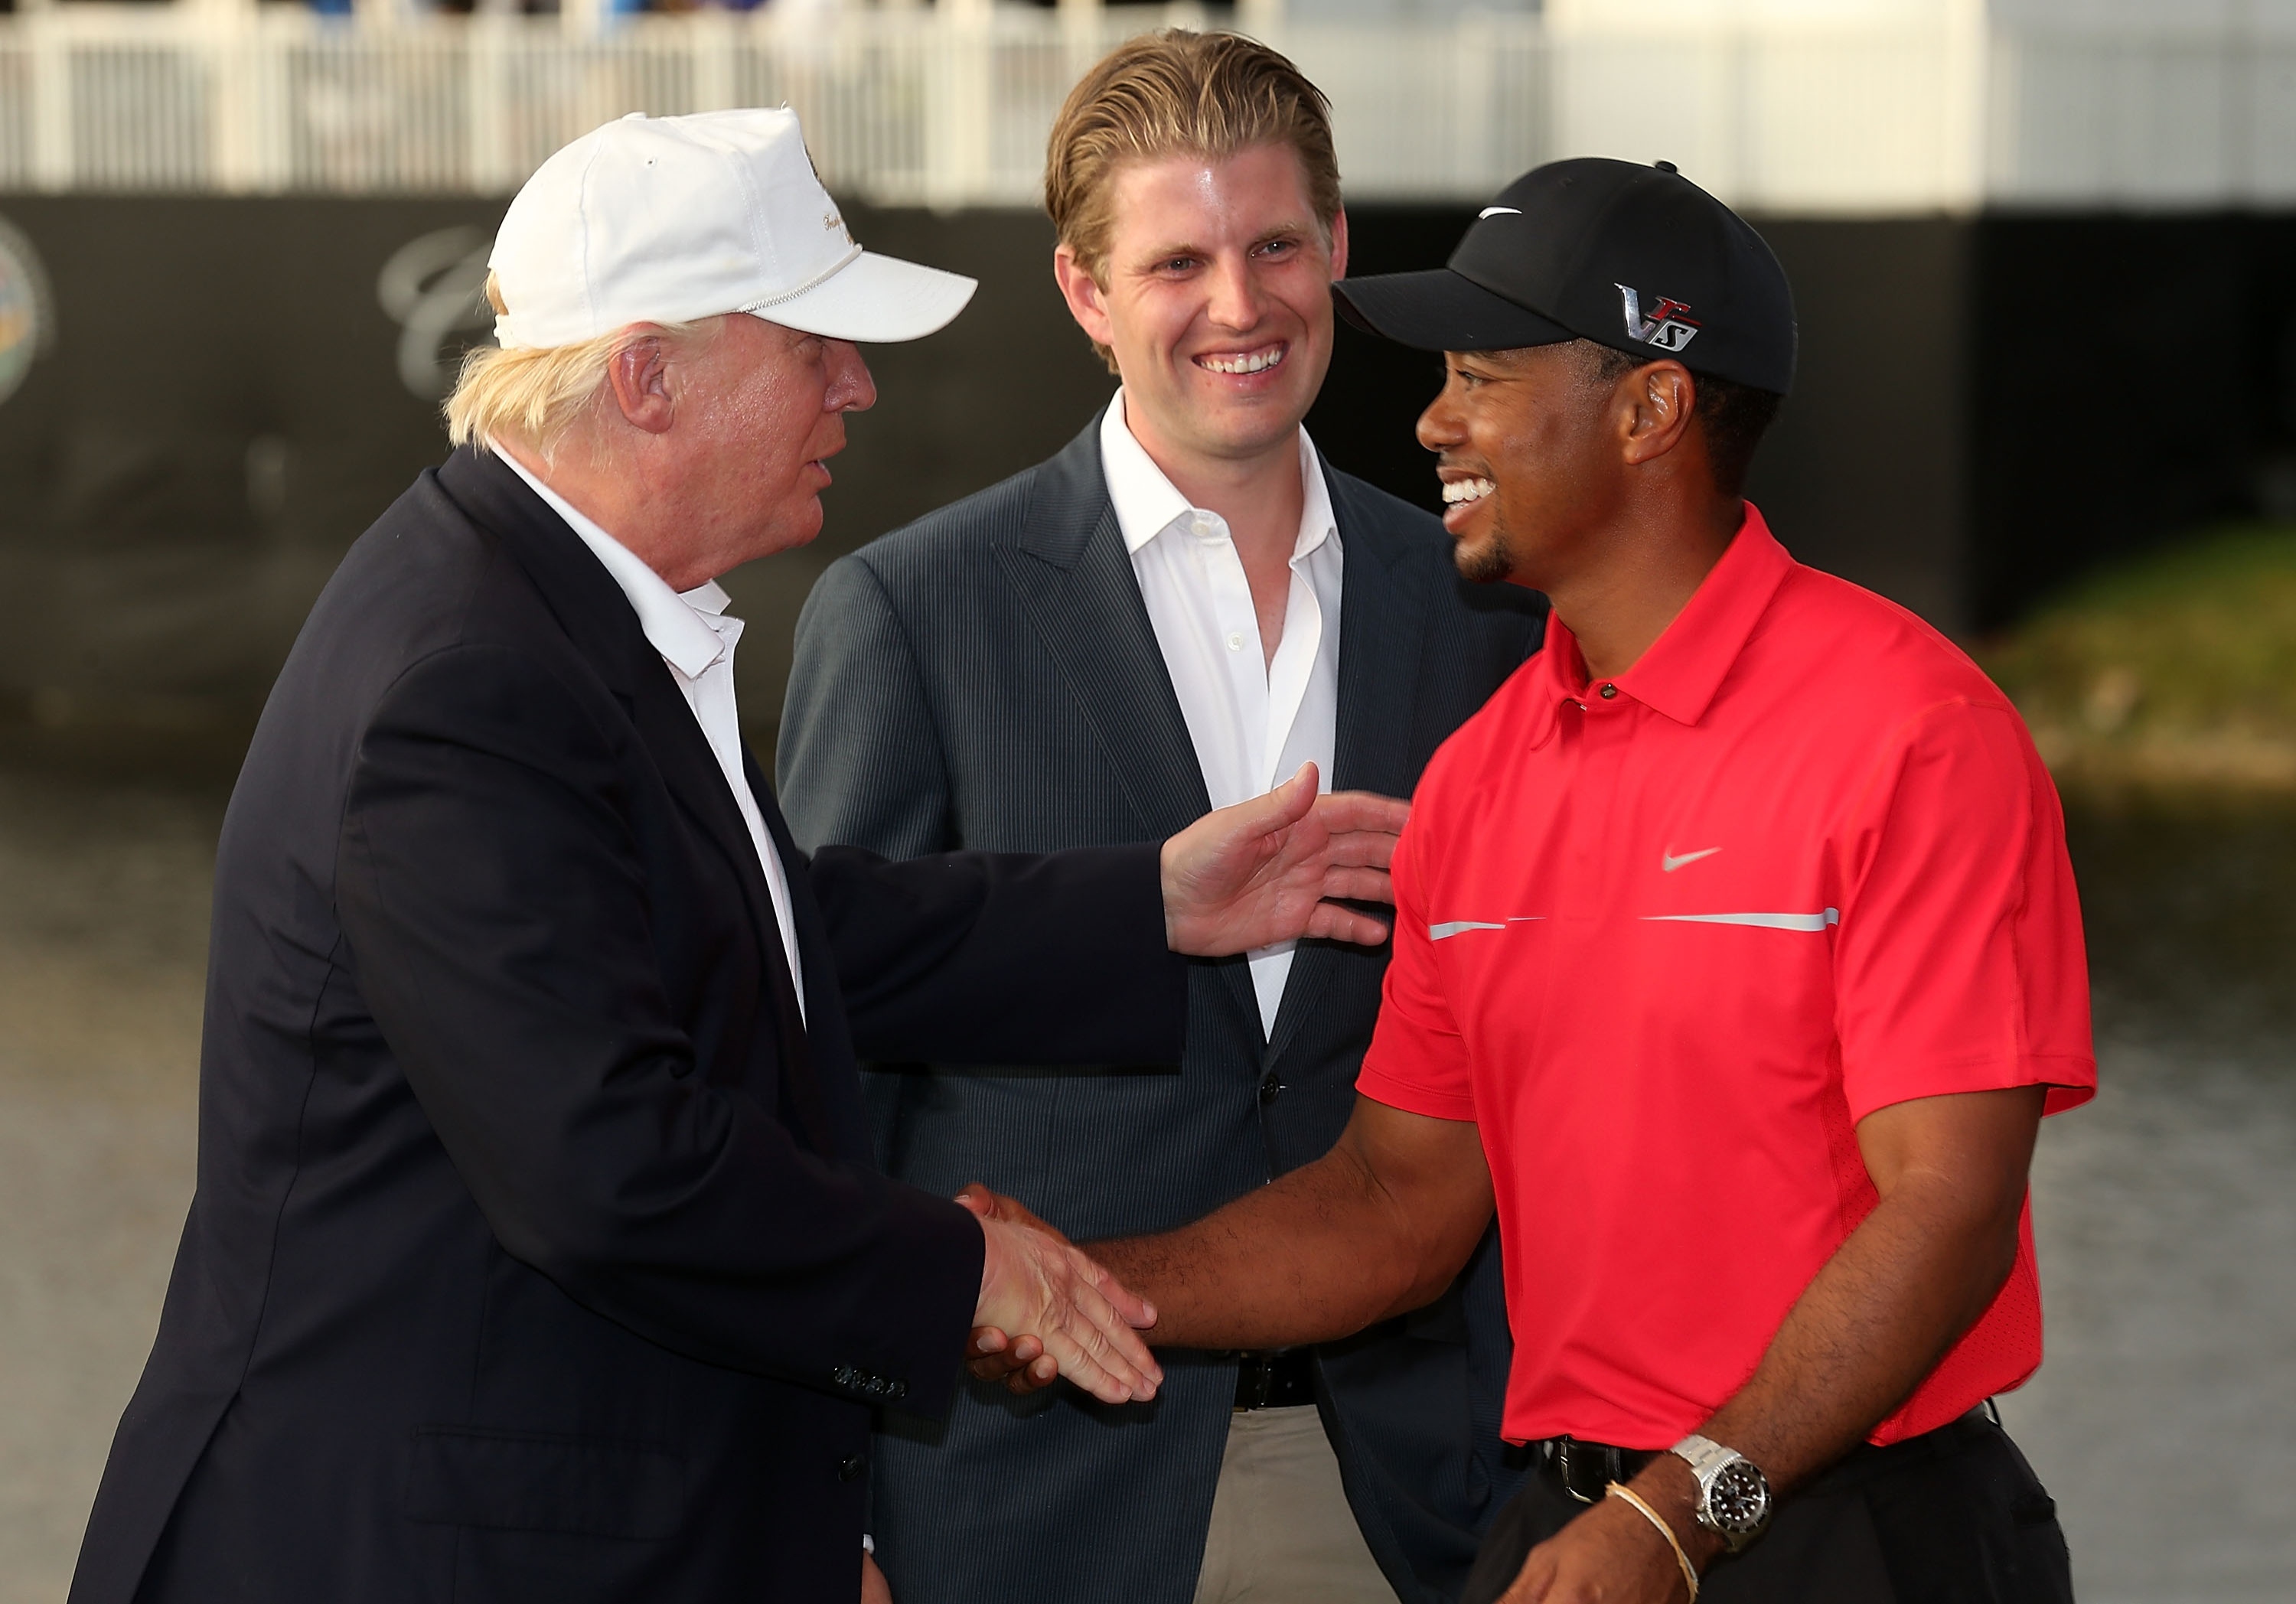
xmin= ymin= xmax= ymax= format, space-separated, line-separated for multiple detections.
xmin=1605 ymin=1482 xmax=1700 ymax=1602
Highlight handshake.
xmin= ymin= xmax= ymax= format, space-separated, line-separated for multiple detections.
xmin=958 ymin=1184 xmax=1158 ymax=1403
xmin=952 ymin=769 xmax=1417 ymax=1405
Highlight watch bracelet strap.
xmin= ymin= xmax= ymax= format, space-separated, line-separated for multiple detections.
xmin=1670 ymin=1433 xmax=1737 ymax=1482
xmin=1606 ymin=1482 xmax=1700 ymax=1602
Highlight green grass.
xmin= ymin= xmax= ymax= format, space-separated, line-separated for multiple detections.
xmin=1978 ymin=526 xmax=2296 ymax=750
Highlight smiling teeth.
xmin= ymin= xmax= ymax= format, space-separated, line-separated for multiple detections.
xmin=1202 ymin=347 xmax=1285 ymax=374
xmin=1442 ymin=477 xmax=1496 ymax=505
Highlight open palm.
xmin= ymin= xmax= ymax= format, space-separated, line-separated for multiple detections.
xmin=1161 ymin=765 xmax=1409 ymax=957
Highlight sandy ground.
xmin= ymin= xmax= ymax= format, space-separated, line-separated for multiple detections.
xmin=0 ymin=758 xmax=2290 ymax=1603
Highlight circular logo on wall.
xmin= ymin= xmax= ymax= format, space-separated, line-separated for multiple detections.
xmin=0 ymin=213 xmax=57 ymax=406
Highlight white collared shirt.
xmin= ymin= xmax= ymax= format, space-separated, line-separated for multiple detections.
xmin=494 ymin=445 xmax=804 ymax=1021
xmin=1100 ymin=391 xmax=1343 ymax=1039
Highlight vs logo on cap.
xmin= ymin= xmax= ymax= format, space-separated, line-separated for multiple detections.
xmin=1616 ymin=284 xmax=1700 ymax=353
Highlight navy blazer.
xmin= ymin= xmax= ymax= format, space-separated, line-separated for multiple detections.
xmin=778 ymin=416 xmax=1545 ymax=1604
xmin=70 ymin=447 xmax=1189 ymax=1604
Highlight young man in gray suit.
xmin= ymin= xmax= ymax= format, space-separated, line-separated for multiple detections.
xmin=778 ymin=32 xmax=1542 ymax=1604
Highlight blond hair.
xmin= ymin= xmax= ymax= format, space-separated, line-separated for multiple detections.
xmin=1044 ymin=30 xmax=1343 ymax=370
xmin=444 ymin=272 xmax=706 ymax=459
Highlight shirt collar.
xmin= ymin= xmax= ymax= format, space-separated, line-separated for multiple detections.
xmin=492 ymin=442 xmax=734 ymax=679
xmin=1523 ymin=503 xmax=1796 ymax=748
xmin=1099 ymin=390 xmax=1336 ymax=562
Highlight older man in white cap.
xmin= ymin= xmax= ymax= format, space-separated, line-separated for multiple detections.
xmin=69 ymin=109 xmax=1407 ymax=1604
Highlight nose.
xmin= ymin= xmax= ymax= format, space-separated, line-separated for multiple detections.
xmin=825 ymin=339 xmax=876 ymax=414
xmin=1417 ymin=370 xmax=1465 ymax=454
xmin=1206 ymin=252 xmax=1261 ymax=332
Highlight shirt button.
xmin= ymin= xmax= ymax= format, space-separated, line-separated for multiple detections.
xmin=1228 ymin=633 xmax=1243 ymax=652
xmin=1192 ymin=513 xmax=1215 ymax=536
xmin=1599 ymin=683 xmax=1618 ymax=699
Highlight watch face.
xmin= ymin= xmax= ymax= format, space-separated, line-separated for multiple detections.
xmin=1708 ymin=1460 xmax=1771 ymax=1537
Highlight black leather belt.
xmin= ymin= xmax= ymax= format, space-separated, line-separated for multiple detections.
xmin=1233 ymin=1349 xmax=1316 ymax=1410
xmin=1533 ymin=1402 xmax=2000 ymax=1506
xmin=1542 ymin=1436 xmax=1662 ymax=1503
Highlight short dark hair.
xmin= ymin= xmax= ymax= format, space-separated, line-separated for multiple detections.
xmin=1579 ymin=341 xmax=1783 ymax=498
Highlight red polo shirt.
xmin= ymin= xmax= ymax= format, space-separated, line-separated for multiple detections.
xmin=1358 ymin=507 xmax=2094 ymax=1449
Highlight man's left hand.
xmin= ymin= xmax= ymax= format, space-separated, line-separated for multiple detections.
xmin=1163 ymin=764 xmax=1407 ymax=956
xmin=1499 ymin=1486 xmax=1704 ymax=1604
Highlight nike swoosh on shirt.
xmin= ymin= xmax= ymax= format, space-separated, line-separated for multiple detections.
xmin=1660 ymin=847 xmax=1721 ymax=872
xmin=1643 ymin=909 xmax=1840 ymax=932
xmin=1428 ymin=918 xmax=1545 ymax=940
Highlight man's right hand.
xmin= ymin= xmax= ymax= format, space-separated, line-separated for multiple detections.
xmin=957 ymin=1185 xmax=1062 ymax=1392
xmin=971 ymin=1202 xmax=1162 ymax=1404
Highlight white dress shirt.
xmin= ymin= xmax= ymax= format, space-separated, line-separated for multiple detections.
xmin=1100 ymin=391 xmax=1342 ymax=1039
xmin=495 ymin=446 xmax=805 ymax=1020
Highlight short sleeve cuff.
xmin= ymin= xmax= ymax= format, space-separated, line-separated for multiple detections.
xmin=1845 ymin=1051 xmax=2097 ymax=1126
xmin=1356 ymin=1062 xmax=1479 ymax=1123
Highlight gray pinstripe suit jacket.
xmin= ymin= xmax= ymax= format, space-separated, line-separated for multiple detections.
xmin=776 ymin=414 xmax=1544 ymax=1604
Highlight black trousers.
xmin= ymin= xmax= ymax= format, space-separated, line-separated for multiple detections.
xmin=1461 ymin=1412 xmax=2074 ymax=1604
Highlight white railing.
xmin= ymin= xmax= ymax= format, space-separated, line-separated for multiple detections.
xmin=1 ymin=3 xmax=2294 ymax=211
xmin=0 ymin=5 xmax=1551 ymax=204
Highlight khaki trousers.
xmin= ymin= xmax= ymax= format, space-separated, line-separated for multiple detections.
xmin=1192 ymin=1404 xmax=1399 ymax=1604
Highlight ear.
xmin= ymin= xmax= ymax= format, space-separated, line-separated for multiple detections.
xmin=1327 ymin=207 xmax=1350 ymax=282
xmin=1620 ymin=361 xmax=1698 ymax=468
xmin=1052 ymin=244 xmax=1117 ymax=352
xmin=605 ymin=334 xmax=677 ymax=435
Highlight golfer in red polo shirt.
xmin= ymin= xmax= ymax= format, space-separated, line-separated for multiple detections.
xmin=964 ymin=158 xmax=2092 ymax=1604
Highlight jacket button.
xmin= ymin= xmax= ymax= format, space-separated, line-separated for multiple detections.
xmin=1257 ymin=1072 xmax=1282 ymax=1105
xmin=838 ymin=1454 xmax=867 ymax=1482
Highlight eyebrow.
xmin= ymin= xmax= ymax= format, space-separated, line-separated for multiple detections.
xmin=1132 ymin=222 xmax=1315 ymax=264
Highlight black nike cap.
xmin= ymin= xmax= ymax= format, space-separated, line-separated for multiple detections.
xmin=1332 ymin=158 xmax=1796 ymax=396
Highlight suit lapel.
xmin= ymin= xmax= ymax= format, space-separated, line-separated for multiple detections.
xmin=995 ymin=419 xmax=1212 ymax=838
xmin=438 ymin=447 xmax=835 ymax=1155
xmin=623 ymin=644 xmax=838 ymax=1158
xmin=992 ymin=417 xmax=1261 ymax=1029
xmin=1325 ymin=472 xmax=1434 ymax=802
xmin=745 ymin=751 xmax=876 ymax=1165
xmin=1264 ymin=465 xmax=1433 ymax=1067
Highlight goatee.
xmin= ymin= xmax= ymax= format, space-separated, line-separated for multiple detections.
xmin=1453 ymin=523 xmax=1515 ymax=585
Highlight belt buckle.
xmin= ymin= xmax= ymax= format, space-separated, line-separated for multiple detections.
xmin=1234 ymin=1352 xmax=1272 ymax=1412
xmin=1554 ymin=1436 xmax=1618 ymax=1505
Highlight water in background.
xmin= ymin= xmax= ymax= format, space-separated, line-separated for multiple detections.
xmin=2012 ymin=794 xmax=2296 ymax=1604
xmin=0 ymin=746 xmax=2290 ymax=1603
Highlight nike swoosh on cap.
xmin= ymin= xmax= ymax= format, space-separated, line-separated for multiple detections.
xmin=1661 ymin=847 xmax=1720 ymax=872
xmin=1478 ymin=206 xmax=1522 ymax=219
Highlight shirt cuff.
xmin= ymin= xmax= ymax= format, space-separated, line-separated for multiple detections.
xmin=1356 ymin=1064 xmax=1478 ymax=1123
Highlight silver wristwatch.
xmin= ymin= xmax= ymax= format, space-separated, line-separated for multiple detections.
xmin=1668 ymin=1434 xmax=1773 ymax=1553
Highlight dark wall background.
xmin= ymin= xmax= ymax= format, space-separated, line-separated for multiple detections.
xmin=1309 ymin=209 xmax=1972 ymax=628
xmin=0 ymin=194 xmax=2259 ymax=738
xmin=0 ymin=197 xmax=1127 ymax=737
xmin=1967 ymin=214 xmax=2296 ymax=628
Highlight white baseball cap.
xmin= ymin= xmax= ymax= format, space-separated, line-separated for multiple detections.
xmin=488 ymin=108 xmax=976 ymax=350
